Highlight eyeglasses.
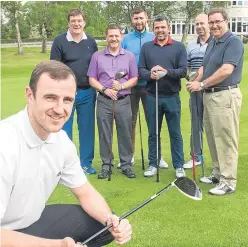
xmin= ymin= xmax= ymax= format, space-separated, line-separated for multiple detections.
xmin=208 ymin=20 xmax=225 ymax=26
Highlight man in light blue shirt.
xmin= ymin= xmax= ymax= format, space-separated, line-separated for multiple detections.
xmin=121 ymin=7 xmax=168 ymax=169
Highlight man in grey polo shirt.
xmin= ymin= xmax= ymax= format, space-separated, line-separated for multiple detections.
xmin=0 ymin=61 xmax=132 ymax=246
xmin=88 ymin=24 xmax=138 ymax=180
xmin=187 ymin=8 xmax=243 ymax=196
xmin=184 ymin=14 xmax=212 ymax=169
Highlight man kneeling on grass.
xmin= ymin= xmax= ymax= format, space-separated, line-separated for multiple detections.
xmin=0 ymin=61 xmax=132 ymax=247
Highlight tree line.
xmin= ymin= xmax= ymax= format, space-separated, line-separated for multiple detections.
xmin=1 ymin=1 xmax=227 ymax=55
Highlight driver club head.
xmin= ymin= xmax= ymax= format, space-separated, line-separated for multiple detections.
xmin=156 ymin=71 xmax=167 ymax=79
xmin=115 ymin=71 xmax=127 ymax=80
xmin=173 ymin=177 xmax=202 ymax=201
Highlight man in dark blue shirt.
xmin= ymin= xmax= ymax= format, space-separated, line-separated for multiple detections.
xmin=187 ymin=8 xmax=243 ymax=196
xmin=139 ymin=16 xmax=187 ymax=179
xmin=50 ymin=9 xmax=97 ymax=175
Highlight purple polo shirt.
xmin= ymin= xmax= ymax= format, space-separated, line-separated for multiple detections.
xmin=87 ymin=47 xmax=138 ymax=96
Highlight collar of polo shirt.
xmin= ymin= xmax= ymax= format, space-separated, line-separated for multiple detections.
xmin=66 ymin=30 xmax=87 ymax=42
xmin=215 ymin=30 xmax=232 ymax=43
xmin=104 ymin=47 xmax=125 ymax=56
xmin=20 ymin=106 xmax=56 ymax=148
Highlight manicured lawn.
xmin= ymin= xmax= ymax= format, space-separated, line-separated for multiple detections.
xmin=1 ymin=45 xmax=248 ymax=247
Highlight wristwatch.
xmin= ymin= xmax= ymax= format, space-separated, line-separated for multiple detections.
xmin=101 ymin=86 xmax=107 ymax=94
xmin=200 ymin=81 xmax=205 ymax=90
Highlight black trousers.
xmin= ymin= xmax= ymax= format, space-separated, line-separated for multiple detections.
xmin=16 ymin=204 xmax=114 ymax=247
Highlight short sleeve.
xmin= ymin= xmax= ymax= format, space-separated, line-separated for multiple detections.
xmin=223 ymin=37 xmax=244 ymax=67
xmin=59 ymin=142 xmax=87 ymax=188
xmin=87 ymin=52 xmax=98 ymax=79
xmin=0 ymin=125 xmax=17 ymax=221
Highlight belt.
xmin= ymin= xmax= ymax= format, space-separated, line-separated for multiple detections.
xmin=77 ymin=85 xmax=91 ymax=90
xmin=99 ymin=92 xmax=129 ymax=100
xmin=203 ymin=85 xmax=238 ymax=93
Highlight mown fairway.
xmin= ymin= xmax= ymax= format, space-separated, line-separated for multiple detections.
xmin=1 ymin=45 xmax=248 ymax=247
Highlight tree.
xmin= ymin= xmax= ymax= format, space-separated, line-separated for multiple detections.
xmin=180 ymin=1 xmax=203 ymax=44
xmin=2 ymin=1 xmax=24 ymax=54
xmin=24 ymin=1 xmax=56 ymax=53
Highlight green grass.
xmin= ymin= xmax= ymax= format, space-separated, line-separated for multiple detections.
xmin=1 ymin=45 xmax=248 ymax=247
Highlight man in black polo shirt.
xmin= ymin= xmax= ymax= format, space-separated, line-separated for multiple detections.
xmin=50 ymin=9 xmax=97 ymax=175
xmin=139 ymin=16 xmax=187 ymax=178
xmin=187 ymin=8 xmax=243 ymax=196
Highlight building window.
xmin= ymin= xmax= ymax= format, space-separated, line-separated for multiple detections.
xmin=191 ymin=24 xmax=195 ymax=34
xmin=237 ymin=0 xmax=243 ymax=5
xmin=172 ymin=24 xmax=175 ymax=34
xmin=237 ymin=22 xmax=242 ymax=32
xmin=232 ymin=22 xmax=236 ymax=32
xmin=232 ymin=1 xmax=236 ymax=5
xmin=177 ymin=23 xmax=182 ymax=34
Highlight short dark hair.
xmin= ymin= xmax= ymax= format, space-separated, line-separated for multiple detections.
xmin=67 ymin=8 xmax=86 ymax=22
xmin=132 ymin=7 xmax=147 ymax=17
xmin=153 ymin=16 xmax=170 ymax=29
xmin=105 ymin=24 xmax=122 ymax=35
xmin=29 ymin=61 xmax=76 ymax=96
xmin=208 ymin=8 xmax=229 ymax=21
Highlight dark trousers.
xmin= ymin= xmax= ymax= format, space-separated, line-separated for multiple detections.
xmin=96 ymin=94 xmax=133 ymax=170
xmin=62 ymin=88 xmax=96 ymax=167
xmin=130 ymin=86 xmax=148 ymax=152
xmin=146 ymin=94 xmax=184 ymax=169
xmin=189 ymin=91 xmax=204 ymax=161
xmin=16 ymin=204 xmax=114 ymax=247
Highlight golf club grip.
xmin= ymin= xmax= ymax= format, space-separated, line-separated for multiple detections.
xmin=80 ymin=183 xmax=174 ymax=245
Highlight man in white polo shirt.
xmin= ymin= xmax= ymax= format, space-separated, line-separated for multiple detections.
xmin=0 ymin=61 xmax=132 ymax=247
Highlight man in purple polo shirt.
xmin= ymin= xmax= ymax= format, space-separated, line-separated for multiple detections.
xmin=88 ymin=24 xmax=138 ymax=179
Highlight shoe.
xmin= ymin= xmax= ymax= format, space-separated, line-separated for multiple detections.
xmin=122 ymin=168 xmax=136 ymax=178
xmin=209 ymin=182 xmax=235 ymax=196
xmin=117 ymin=156 xmax=134 ymax=169
xmin=144 ymin=166 xmax=157 ymax=177
xmin=183 ymin=159 xmax=201 ymax=169
xmin=82 ymin=166 xmax=96 ymax=175
xmin=175 ymin=168 xmax=185 ymax=178
xmin=98 ymin=168 xmax=111 ymax=179
xmin=159 ymin=157 xmax=169 ymax=168
xmin=200 ymin=173 xmax=219 ymax=184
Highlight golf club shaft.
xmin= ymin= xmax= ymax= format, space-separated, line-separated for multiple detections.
xmin=108 ymin=100 xmax=115 ymax=181
xmin=81 ymin=182 xmax=174 ymax=245
xmin=138 ymin=109 xmax=145 ymax=170
xmin=195 ymin=94 xmax=205 ymax=178
xmin=156 ymin=80 xmax=159 ymax=182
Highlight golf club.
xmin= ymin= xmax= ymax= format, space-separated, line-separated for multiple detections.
xmin=188 ymin=71 xmax=199 ymax=182
xmin=138 ymin=109 xmax=145 ymax=170
xmin=155 ymin=71 xmax=167 ymax=182
xmin=79 ymin=177 xmax=202 ymax=245
xmin=108 ymin=72 xmax=128 ymax=181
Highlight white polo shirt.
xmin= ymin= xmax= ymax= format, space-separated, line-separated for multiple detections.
xmin=0 ymin=107 xmax=87 ymax=230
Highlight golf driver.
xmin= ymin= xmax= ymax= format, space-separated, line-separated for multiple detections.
xmin=155 ymin=70 xmax=167 ymax=182
xmin=108 ymin=72 xmax=128 ymax=181
xmin=188 ymin=71 xmax=199 ymax=182
xmin=80 ymin=177 xmax=202 ymax=245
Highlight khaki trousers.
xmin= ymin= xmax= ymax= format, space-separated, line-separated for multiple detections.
xmin=203 ymin=87 xmax=242 ymax=188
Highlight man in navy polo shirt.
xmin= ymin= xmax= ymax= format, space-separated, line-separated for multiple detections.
xmin=50 ymin=9 xmax=97 ymax=175
xmin=187 ymin=8 xmax=243 ymax=196
xmin=88 ymin=24 xmax=138 ymax=179
xmin=139 ymin=16 xmax=187 ymax=178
